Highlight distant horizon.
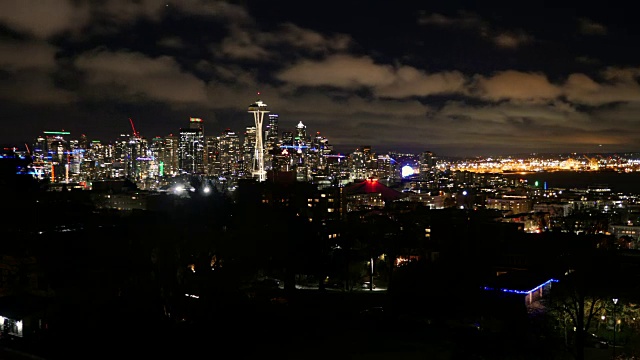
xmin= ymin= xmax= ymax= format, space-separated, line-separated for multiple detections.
xmin=3 ymin=133 xmax=640 ymax=161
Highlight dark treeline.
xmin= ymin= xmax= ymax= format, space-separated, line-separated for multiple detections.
xmin=1 ymin=175 xmax=640 ymax=359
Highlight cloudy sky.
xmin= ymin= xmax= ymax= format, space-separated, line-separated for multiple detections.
xmin=2 ymin=1 xmax=640 ymax=157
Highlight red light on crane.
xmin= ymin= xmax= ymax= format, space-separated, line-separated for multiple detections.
xmin=129 ymin=118 xmax=140 ymax=138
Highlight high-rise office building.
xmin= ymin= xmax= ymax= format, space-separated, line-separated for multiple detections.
xmin=266 ymin=114 xmax=279 ymax=149
xmin=419 ymin=151 xmax=437 ymax=180
xmin=149 ymin=136 xmax=164 ymax=178
xmin=112 ymin=133 xmax=130 ymax=179
xmin=265 ymin=113 xmax=279 ymax=170
xmin=32 ymin=131 xmax=71 ymax=182
xmin=243 ymin=126 xmax=257 ymax=178
xmin=127 ymin=136 xmax=145 ymax=181
xmin=205 ymin=135 xmax=219 ymax=176
xmin=295 ymin=121 xmax=307 ymax=144
xmin=178 ymin=117 xmax=205 ymax=174
xmin=218 ymin=129 xmax=241 ymax=178
xmin=162 ymin=134 xmax=179 ymax=176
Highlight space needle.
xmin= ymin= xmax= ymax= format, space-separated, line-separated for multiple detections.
xmin=248 ymin=96 xmax=270 ymax=182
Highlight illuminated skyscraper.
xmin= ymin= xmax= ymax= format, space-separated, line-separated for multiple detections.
xmin=247 ymin=99 xmax=269 ymax=182
xmin=295 ymin=121 xmax=307 ymax=143
xmin=243 ymin=126 xmax=256 ymax=177
xmin=162 ymin=134 xmax=179 ymax=176
xmin=205 ymin=135 xmax=219 ymax=176
xmin=265 ymin=113 xmax=279 ymax=170
xmin=33 ymin=131 xmax=70 ymax=182
xmin=266 ymin=114 xmax=279 ymax=145
xmin=419 ymin=151 xmax=436 ymax=180
xmin=149 ymin=136 xmax=164 ymax=178
xmin=218 ymin=129 xmax=241 ymax=179
xmin=178 ymin=118 xmax=205 ymax=174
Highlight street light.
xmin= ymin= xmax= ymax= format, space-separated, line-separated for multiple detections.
xmin=613 ymin=298 xmax=618 ymax=359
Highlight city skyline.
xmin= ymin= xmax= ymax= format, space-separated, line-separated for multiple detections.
xmin=3 ymin=2 xmax=640 ymax=157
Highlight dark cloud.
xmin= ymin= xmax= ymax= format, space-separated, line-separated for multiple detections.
xmin=578 ymin=18 xmax=607 ymax=35
xmin=1 ymin=1 xmax=640 ymax=156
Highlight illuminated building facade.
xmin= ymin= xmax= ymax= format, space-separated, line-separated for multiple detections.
xmin=178 ymin=118 xmax=205 ymax=175
xmin=162 ymin=134 xmax=179 ymax=176
xmin=348 ymin=147 xmax=375 ymax=180
xmin=34 ymin=131 xmax=71 ymax=183
xmin=486 ymin=195 xmax=533 ymax=215
xmin=243 ymin=126 xmax=256 ymax=178
xmin=218 ymin=129 xmax=241 ymax=180
xmin=265 ymin=113 xmax=279 ymax=170
xmin=205 ymin=135 xmax=219 ymax=176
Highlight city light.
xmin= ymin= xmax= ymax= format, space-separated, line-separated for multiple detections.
xmin=401 ymin=165 xmax=413 ymax=178
xmin=482 ymin=278 xmax=559 ymax=295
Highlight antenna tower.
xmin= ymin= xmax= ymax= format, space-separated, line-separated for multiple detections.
xmin=247 ymin=97 xmax=270 ymax=182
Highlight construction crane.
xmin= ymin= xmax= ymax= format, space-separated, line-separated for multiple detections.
xmin=583 ymin=155 xmax=599 ymax=170
xmin=129 ymin=118 xmax=140 ymax=138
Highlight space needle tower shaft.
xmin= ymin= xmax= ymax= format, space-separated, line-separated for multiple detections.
xmin=248 ymin=98 xmax=270 ymax=182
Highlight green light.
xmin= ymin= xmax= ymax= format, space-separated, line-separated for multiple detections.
xmin=91 ymin=140 xmax=101 ymax=143
xmin=159 ymin=161 xmax=164 ymax=177
xmin=44 ymin=131 xmax=71 ymax=135
xmin=535 ymin=180 xmax=539 ymax=187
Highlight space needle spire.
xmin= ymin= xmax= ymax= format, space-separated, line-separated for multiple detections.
xmin=248 ymin=94 xmax=270 ymax=182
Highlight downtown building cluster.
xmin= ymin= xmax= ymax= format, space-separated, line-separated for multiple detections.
xmin=19 ymin=99 xmax=440 ymax=192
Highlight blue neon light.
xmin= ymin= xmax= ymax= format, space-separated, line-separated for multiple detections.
xmin=482 ymin=278 xmax=558 ymax=294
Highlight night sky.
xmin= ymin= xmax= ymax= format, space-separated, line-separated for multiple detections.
xmin=2 ymin=1 xmax=640 ymax=157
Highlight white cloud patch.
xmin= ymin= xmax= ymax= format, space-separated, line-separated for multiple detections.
xmin=563 ymin=69 xmax=640 ymax=106
xmin=76 ymin=50 xmax=208 ymax=104
xmin=376 ymin=68 xmax=467 ymax=98
xmin=0 ymin=40 xmax=74 ymax=104
xmin=473 ymin=70 xmax=562 ymax=102
xmin=0 ymin=40 xmax=58 ymax=71
xmin=0 ymin=0 xmax=90 ymax=38
xmin=277 ymin=55 xmax=397 ymax=88
xmin=277 ymin=54 xmax=467 ymax=98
